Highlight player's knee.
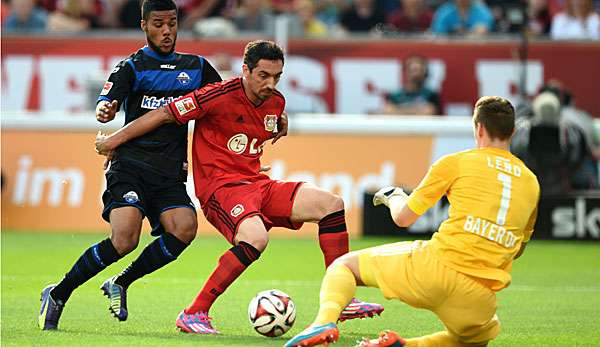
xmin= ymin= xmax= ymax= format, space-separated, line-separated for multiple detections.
xmin=171 ymin=216 xmax=197 ymax=244
xmin=330 ymin=194 xmax=345 ymax=212
xmin=331 ymin=252 xmax=355 ymax=269
xmin=110 ymin=232 xmax=140 ymax=255
xmin=237 ymin=231 xmax=269 ymax=252
xmin=318 ymin=193 xmax=344 ymax=217
xmin=250 ymin=232 xmax=269 ymax=252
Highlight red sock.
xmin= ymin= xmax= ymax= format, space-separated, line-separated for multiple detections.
xmin=318 ymin=210 xmax=350 ymax=267
xmin=185 ymin=241 xmax=261 ymax=314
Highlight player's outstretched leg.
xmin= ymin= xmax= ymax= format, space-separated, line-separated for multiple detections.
xmin=316 ymin=207 xmax=384 ymax=322
xmin=284 ymin=323 xmax=339 ymax=347
xmin=38 ymin=285 xmax=65 ymax=330
xmin=339 ymin=297 xmax=384 ymax=322
xmin=358 ymin=330 xmax=407 ymax=347
xmin=175 ymin=310 xmax=220 ymax=334
xmin=100 ymin=276 xmax=128 ymax=321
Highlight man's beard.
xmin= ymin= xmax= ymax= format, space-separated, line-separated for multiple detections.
xmin=147 ymin=35 xmax=177 ymax=56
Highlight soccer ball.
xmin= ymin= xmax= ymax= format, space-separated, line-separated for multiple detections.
xmin=248 ymin=289 xmax=296 ymax=337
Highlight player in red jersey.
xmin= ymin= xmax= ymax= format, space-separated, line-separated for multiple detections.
xmin=95 ymin=40 xmax=384 ymax=334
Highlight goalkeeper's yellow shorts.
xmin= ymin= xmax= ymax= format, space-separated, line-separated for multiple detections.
xmin=358 ymin=240 xmax=500 ymax=344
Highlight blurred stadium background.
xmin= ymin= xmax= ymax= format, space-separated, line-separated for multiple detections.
xmin=1 ymin=0 xmax=600 ymax=346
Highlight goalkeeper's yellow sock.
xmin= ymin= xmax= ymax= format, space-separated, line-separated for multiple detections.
xmin=313 ymin=263 xmax=356 ymax=325
xmin=404 ymin=331 xmax=465 ymax=347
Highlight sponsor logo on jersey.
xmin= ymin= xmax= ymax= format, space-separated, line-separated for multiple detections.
xmin=227 ymin=133 xmax=249 ymax=154
xmin=176 ymin=71 xmax=191 ymax=85
xmin=231 ymin=204 xmax=245 ymax=217
xmin=160 ymin=64 xmax=176 ymax=70
xmin=264 ymin=114 xmax=278 ymax=132
xmin=174 ymin=97 xmax=196 ymax=115
xmin=100 ymin=82 xmax=113 ymax=96
xmin=141 ymin=95 xmax=177 ymax=109
xmin=123 ymin=191 xmax=139 ymax=204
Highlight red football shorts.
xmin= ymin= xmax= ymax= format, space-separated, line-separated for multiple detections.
xmin=201 ymin=179 xmax=304 ymax=244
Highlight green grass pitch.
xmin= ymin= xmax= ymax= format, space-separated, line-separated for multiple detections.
xmin=2 ymin=231 xmax=600 ymax=346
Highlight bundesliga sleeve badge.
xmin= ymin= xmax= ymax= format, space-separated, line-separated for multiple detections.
xmin=264 ymin=114 xmax=278 ymax=133
xmin=100 ymin=82 xmax=113 ymax=96
xmin=174 ymin=97 xmax=196 ymax=115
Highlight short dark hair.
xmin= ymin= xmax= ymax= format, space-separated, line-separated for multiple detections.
xmin=473 ymin=96 xmax=515 ymax=140
xmin=243 ymin=40 xmax=284 ymax=72
xmin=141 ymin=0 xmax=177 ymax=21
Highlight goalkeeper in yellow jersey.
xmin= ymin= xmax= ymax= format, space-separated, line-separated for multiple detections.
xmin=285 ymin=96 xmax=540 ymax=347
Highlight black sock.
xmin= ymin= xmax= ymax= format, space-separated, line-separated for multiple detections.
xmin=51 ymin=238 xmax=121 ymax=303
xmin=114 ymin=233 xmax=188 ymax=289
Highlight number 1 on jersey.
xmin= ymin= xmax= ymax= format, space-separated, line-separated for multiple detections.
xmin=496 ymin=173 xmax=512 ymax=225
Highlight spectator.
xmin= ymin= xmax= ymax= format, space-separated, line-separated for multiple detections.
xmin=231 ymin=0 xmax=272 ymax=33
xmin=118 ymin=0 xmax=143 ymax=28
xmin=314 ymin=0 xmax=348 ymax=27
xmin=542 ymin=80 xmax=600 ymax=189
xmin=430 ymin=0 xmax=494 ymax=36
xmin=382 ymin=55 xmax=441 ymax=115
xmin=486 ymin=0 xmax=525 ymax=33
xmin=511 ymin=92 xmax=587 ymax=196
xmin=551 ymin=0 xmax=600 ymax=40
xmin=2 ymin=0 xmax=12 ymax=25
xmin=46 ymin=0 xmax=101 ymax=31
xmin=338 ymin=0 xmax=386 ymax=34
xmin=529 ymin=0 xmax=553 ymax=35
xmin=271 ymin=0 xmax=294 ymax=14
xmin=292 ymin=0 xmax=328 ymax=37
xmin=3 ymin=0 xmax=48 ymax=32
xmin=180 ymin=0 xmax=236 ymax=29
xmin=386 ymin=0 xmax=434 ymax=33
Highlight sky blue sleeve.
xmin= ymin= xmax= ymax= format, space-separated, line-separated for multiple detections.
xmin=431 ymin=5 xmax=451 ymax=34
xmin=474 ymin=4 xmax=494 ymax=30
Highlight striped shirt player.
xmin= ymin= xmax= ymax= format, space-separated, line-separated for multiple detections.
xmin=38 ymin=0 xmax=223 ymax=331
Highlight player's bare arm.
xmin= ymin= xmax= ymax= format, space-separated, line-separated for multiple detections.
xmin=95 ymin=100 xmax=118 ymax=123
xmin=388 ymin=193 xmax=419 ymax=227
xmin=95 ymin=106 xmax=175 ymax=155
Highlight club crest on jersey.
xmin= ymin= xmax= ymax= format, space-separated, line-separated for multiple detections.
xmin=231 ymin=204 xmax=245 ymax=217
xmin=174 ymin=97 xmax=196 ymax=115
xmin=176 ymin=72 xmax=191 ymax=85
xmin=100 ymin=82 xmax=113 ymax=96
xmin=227 ymin=133 xmax=249 ymax=154
xmin=123 ymin=191 xmax=139 ymax=203
xmin=264 ymin=114 xmax=278 ymax=133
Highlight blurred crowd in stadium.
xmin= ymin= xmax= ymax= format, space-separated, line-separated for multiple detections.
xmin=2 ymin=0 xmax=600 ymax=40
xmin=2 ymin=0 xmax=599 ymax=197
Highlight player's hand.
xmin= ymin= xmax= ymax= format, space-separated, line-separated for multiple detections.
xmin=102 ymin=150 xmax=114 ymax=170
xmin=96 ymin=100 xmax=118 ymax=123
xmin=373 ymin=186 xmax=408 ymax=208
xmin=95 ymin=131 xmax=117 ymax=156
xmin=272 ymin=111 xmax=288 ymax=144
